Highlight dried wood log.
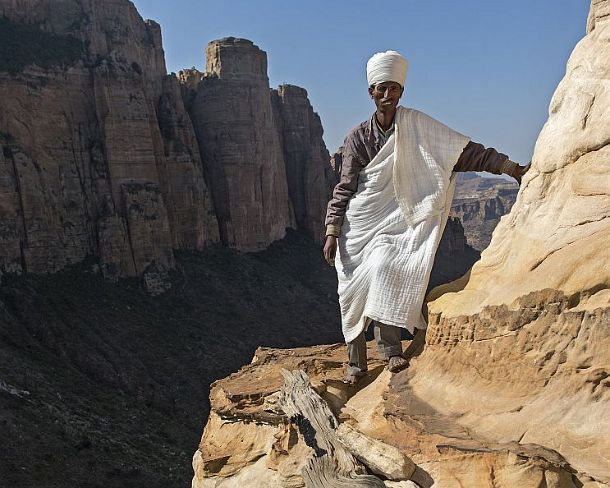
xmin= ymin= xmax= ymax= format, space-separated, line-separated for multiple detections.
xmin=336 ymin=423 xmax=416 ymax=480
xmin=278 ymin=369 xmax=387 ymax=488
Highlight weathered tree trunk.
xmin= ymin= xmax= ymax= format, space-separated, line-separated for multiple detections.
xmin=278 ymin=369 xmax=387 ymax=487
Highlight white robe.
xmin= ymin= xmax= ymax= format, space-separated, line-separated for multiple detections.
xmin=336 ymin=106 xmax=470 ymax=343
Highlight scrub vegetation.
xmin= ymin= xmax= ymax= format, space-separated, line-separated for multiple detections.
xmin=0 ymin=17 xmax=85 ymax=74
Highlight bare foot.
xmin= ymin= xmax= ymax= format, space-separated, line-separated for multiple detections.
xmin=387 ymin=355 xmax=409 ymax=373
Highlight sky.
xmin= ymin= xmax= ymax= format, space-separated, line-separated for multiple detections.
xmin=131 ymin=0 xmax=590 ymax=164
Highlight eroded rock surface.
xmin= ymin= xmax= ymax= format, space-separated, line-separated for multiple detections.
xmin=421 ymin=0 xmax=610 ymax=483
xmin=193 ymin=344 xmax=587 ymax=488
xmin=0 ymin=4 xmax=337 ymax=279
xmin=0 ymin=0 xmax=218 ymax=279
xmin=272 ymin=84 xmax=334 ymax=244
xmin=183 ymin=41 xmax=336 ymax=249
xmin=186 ymin=38 xmax=293 ymax=251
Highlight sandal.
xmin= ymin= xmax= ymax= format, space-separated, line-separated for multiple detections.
xmin=342 ymin=369 xmax=367 ymax=386
xmin=387 ymin=354 xmax=409 ymax=373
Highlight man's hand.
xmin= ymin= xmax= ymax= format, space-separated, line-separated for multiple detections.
xmin=511 ymin=162 xmax=531 ymax=185
xmin=323 ymin=235 xmax=338 ymax=266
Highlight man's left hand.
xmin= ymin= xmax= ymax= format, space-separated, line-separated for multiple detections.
xmin=512 ymin=162 xmax=531 ymax=185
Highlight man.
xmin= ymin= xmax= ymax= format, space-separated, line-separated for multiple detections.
xmin=323 ymin=51 xmax=529 ymax=385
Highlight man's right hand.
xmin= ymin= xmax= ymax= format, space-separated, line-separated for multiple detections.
xmin=323 ymin=235 xmax=338 ymax=266
xmin=511 ymin=162 xmax=531 ymax=185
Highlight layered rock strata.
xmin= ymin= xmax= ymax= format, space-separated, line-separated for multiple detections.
xmin=450 ymin=173 xmax=518 ymax=250
xmin=272 ymin=84 xmax=333 ymax=244
xmin=0 ymin=3 xmax=337 ymax=279
xmin=0 ymin=0 xmax=218 ymax=279
xmin=193 ymin=344 xmax=585 ymax=487
xmin=186 ymin=38 xmax=294 ymax=251
xmin=422 ymin=1 xmax=610 ymax=481
xmin=184 ymin=40 xmax=335 ymax=249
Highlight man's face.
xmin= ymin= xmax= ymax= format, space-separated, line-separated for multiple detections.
xmin=368 ymin=81 xmax=404 ymax=113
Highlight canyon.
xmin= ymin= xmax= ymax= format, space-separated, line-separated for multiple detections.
xmin=0 ymin=2 xmax=334 ymax=286
xmin=451 ymin=173 xmax=518 ymax=251
xmin=0 ymin=1 xmax=487 ymax=487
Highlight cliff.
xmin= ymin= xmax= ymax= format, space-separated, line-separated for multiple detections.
xmin=0 ymin=0 xmax=218 ymax=283
xmin=192 ymin=2 xmax=610 ymax=486
xmin=272 ymin=84 xmax=334 ymax=244
xmin=183 ymin=40 xmax=335 ymax=249
xmin=422 ymin=0 xmax=610 ymax=480
xmin=0 ymin=7 xmax=336 ymax=279
xmin=451 ymin=173 xmax=518 ymax=250
xmin=185 ymin=38 xmax=293 ymax=251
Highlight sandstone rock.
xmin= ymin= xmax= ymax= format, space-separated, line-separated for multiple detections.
xmin=178 ymin=67 xmax=203 ymax=110
xmin=194 ymin=343 xmax=584 ymax=488
xmin=157 ymin=74 xmax=219 ymax=249
xmin=419 ymin=0 xmax=610 ymax=483
xmin=1 ymin=6 xmax=334 ymax=277
xmin=432 ymin=0 xmax=609 ymax=317
xmin=187 ymin=38 xmax=294 ymax=251
xmin=116 ymin=179 xmax=174 ymax=278
xmin=272 ymin=84 xmax=334 ymax=244
xmin=330 ymin=150 xmax=342 ymax=180
xmin=192 ymin=344 xmax=391 ymax=488
xmin=0 ymin=0 xmax=219 ymax=280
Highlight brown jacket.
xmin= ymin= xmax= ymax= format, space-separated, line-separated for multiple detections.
xmin=325 ymin=113 xmax=515 ymax=236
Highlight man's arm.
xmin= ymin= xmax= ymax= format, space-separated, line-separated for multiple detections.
xmin=454 ymin=141 xmax=529 ymax=183
xmin=323 ymin=135 xmax=365 ymax=266
xmin=325 ymin=137 xmax=366 ymax=237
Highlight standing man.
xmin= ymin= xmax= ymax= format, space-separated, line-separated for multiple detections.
xmin=324 ymin=51 xmax=529 ymax=384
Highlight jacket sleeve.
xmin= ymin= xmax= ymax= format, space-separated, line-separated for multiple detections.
xmin=325 ymin=135 xmax=365 ymax=236
xmin=453 ymin=141 xmax=517 ymax=175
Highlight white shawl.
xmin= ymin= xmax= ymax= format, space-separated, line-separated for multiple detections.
xmin=336 ymin=107 xmax=470 ymax=343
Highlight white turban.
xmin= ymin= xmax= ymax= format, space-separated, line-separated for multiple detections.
xmin=366 ymin=51 xmax=408 ymax=87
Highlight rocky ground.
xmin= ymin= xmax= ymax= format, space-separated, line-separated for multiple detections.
xmin=0 ymin=231 xmax=478 ymax=488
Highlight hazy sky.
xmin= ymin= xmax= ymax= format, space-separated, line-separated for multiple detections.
xmin=132 ymin=0 xmax=589 ymax=164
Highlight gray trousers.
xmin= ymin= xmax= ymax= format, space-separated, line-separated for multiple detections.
xmin=346 ymin=321 xmax=403 ymax=376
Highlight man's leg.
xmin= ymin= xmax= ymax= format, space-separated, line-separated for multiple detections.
xmin=374 ymin=321 xmax=409 ymax=372
xmin=345 ymin=331 xmax=368 ymax=384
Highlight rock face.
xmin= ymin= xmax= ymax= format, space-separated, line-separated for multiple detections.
xmin=186 ymin=38 xmax=293 ymax=251
xmin=272 ymin=84 xmax=334 ymax=244
xmin=0 ymin=5 xmax=336 ymax=279
xmin=192 ymin=2 xmax=609 ymax=486
xmin=424 ymin=0 xmax=610 ymax=482
xmin=450 ymin=173 xmax=518 ymax=250
xmin=184 ymin=39 xmax=334 ymax=250
xmin=436 ymin=217 xmax=467 ymax=256
xmin=192 ymin=344 xmax=585 ymax=488
xmin=0 ymin=0 xmax=218 ymax=279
